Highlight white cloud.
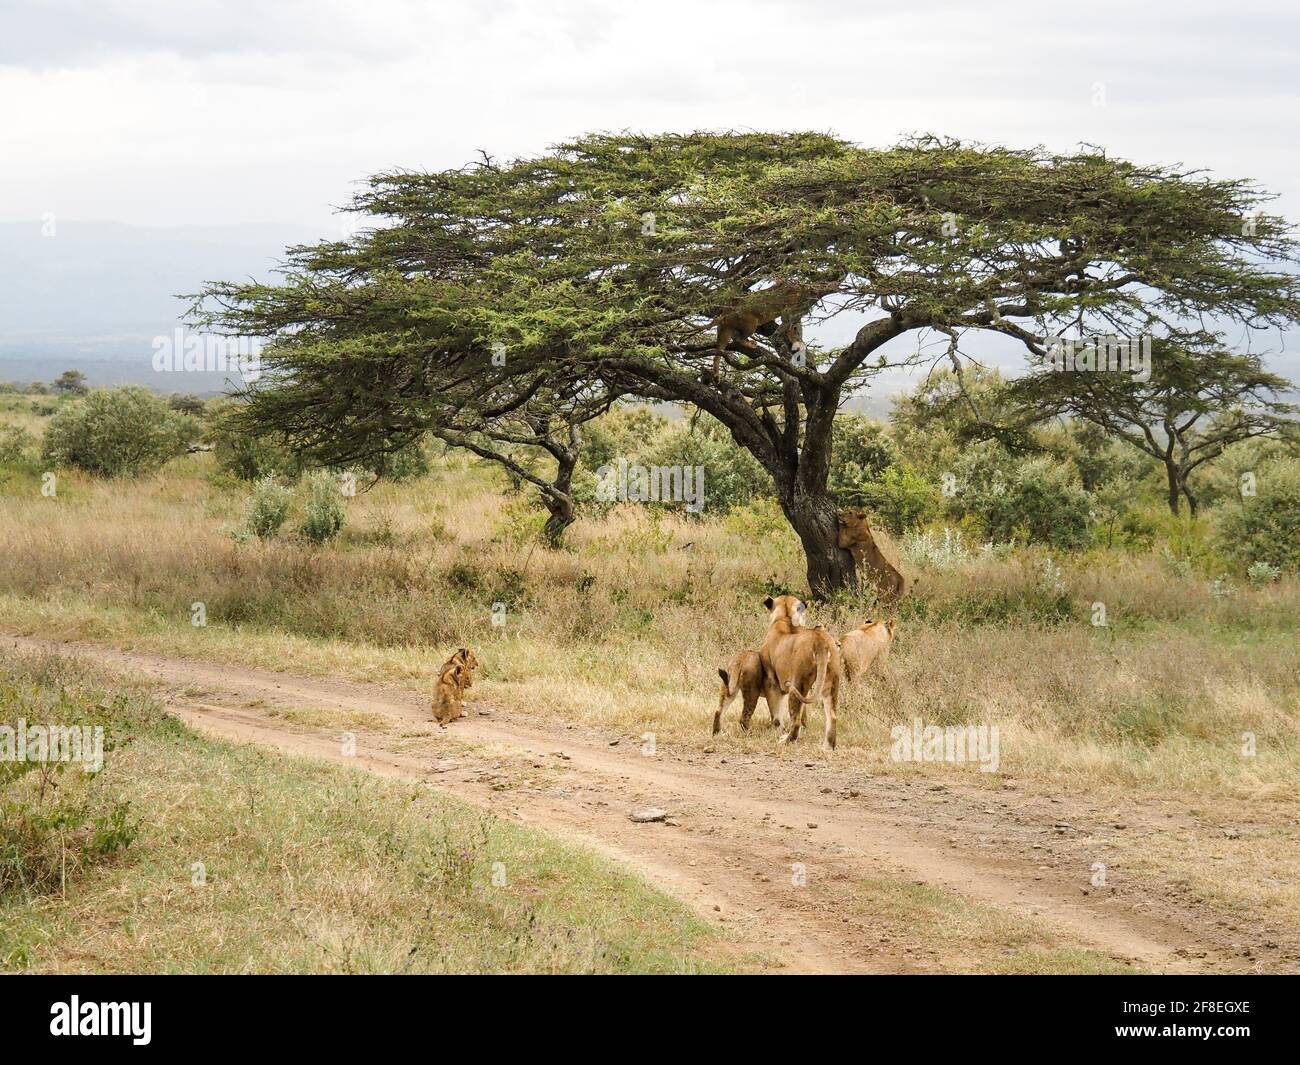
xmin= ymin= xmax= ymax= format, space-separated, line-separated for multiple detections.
xmin=1 ymin=0 xmax=1297 ymax=234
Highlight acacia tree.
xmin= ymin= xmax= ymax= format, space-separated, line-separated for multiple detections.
xmin=198 ymin=132 xmax=1300 ymax=595
xmin=1001 ymin=340 xmax=1297 ymax=515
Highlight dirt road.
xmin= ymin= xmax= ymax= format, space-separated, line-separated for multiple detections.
xmin=6 ymin=635 xmax=1280 ymax=974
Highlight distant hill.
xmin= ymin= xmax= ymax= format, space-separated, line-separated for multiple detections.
xmin=0 ymin=220 xmax=320 ymax=392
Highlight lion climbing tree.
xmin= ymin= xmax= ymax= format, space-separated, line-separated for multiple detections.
xmin=198 ymin=132 xmax=1300 ymax=595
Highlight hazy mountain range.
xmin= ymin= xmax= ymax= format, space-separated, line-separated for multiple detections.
xmin=0 ymin=219 xmax=319 ymax=394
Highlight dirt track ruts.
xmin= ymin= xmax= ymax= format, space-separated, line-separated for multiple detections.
xmin=6 ymin=634 xmax=1273 ymax=974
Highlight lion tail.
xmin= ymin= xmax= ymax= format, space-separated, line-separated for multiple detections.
xmin=718 ymin=667 xmax=741 ymax=699
xmin=782 ymin=644 xmax=829 ymax=706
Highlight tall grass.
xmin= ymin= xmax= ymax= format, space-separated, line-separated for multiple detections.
xmin=0 ymin=452 xmax=1297 ymax=795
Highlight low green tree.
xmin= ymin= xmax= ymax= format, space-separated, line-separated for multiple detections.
xmin=243 ymin=476 xmax=292 ymax=540
xmin=42 ymin=387 xmax=194 ymax=477
xmin=1216 ymin=461 xmax=1300 ymax=571
xmin=298 ymin=470 xmax=347 ymax=543
xmin=950 ymin=444 xmax=1091 ymax=548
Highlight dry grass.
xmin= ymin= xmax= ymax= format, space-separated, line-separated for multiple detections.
xmin=1 ymin=451 xmax=1295 ymax=803
xmin=3 ymin=434 xmax=1299 ymax=970
xmin=836 ymin=879 xmax=1137 ymax=975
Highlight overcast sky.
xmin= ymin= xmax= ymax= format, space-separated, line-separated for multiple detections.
xmin=3 ymin=0 xmax=1299 ymax=232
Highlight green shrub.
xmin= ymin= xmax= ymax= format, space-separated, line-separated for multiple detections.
xmin=638 ymin=418 xmax=771 ymax=515
xmin=1247 ymin=560 xmax=1281 ymax=585
xmin=206 ymin=400 xmax=301 ymax=482
xmin=830 ymin=414 xmax=897 ymax=499
xmin=1216 ymin=462 xmax=1300 ymax=572
xmin=244 ymin=476 xmax=292 ymax=540
xmin=1 ymin=797 xmax=139 ymax=898
xmin=577 ymin=414 xmax=767 ymax=517
xmin=298 ymin=470 xmax=346 ymax=543
xmin=371 ymin=437 xmax=430 ymax=481
xmin=949 ymin=445 xmax=1091 ymax=548
xmin=578 ymin=407 xmax=670 ymax=470
xmin=0 ymin=652 xmax=146 ymax=899
xmin=723 ymin=496 xmax=792 ymax=540
xmin=167 ymin=393 xmax=206 ymax=415
xmin=41 ymin=387 xmax=194 ymax=477
xmin=828 ymin=415 xmax=938 ymax=533
xmin=855 ymin=464 xmax=940 ymax=535
xmin=493 ymin=494 xmax=548 ymax=545
xmin=0 ymin=425 xmax=34 ymax=465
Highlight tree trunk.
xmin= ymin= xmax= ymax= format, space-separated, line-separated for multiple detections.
xmin=780 ymin=483 xmax=857 ymax=598
xmin=541 ymin=493 xmax=575 ymax=546
xmin=541 ymin=451 xmax=577 ymax=546
xmin=1165 ymin=463 xmax=1182 ymax=516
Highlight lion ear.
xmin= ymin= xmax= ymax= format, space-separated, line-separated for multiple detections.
xmin=763 ymin=596 xmax=774 ymax=611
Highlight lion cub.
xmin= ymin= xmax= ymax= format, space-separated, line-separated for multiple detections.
xmin=839 ymin=620 xmax=896 ymax=682
xmin=432 ymin=647 xmax=479 ymax=725
xmin=713 ymin=650 xmax=780 ymax=735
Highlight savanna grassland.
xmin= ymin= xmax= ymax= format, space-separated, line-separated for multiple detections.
xmin=2 ymin=388 xmax=1299 ymax=971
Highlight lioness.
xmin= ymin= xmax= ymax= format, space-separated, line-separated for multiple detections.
xmin=840 ymin=619 xmax=896 ymax=682
xmin=759 ymin=595 xmax=843 ymax=749
xmin=838 ymin=508 xmax=908 ymax=602
xmin=713 ymin=650 xmax=780 ymax=735
xmin=432 ymin=647 xmax=479 ymax=725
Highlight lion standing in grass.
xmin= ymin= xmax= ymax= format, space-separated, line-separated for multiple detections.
xmin=759 ymin=595 xmax=843 ymax=750
xmin=714 ymin=649 xmax=780 ymax=735
xmin=840 ymin=619 xmax=896 ymax=682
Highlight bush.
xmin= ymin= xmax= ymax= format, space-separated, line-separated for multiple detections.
xmin=0 ymin=425 xmax=34 ymax=466
xmin=577 ymin=413 xmax=770 ymax=517
xmin=854 ymin=464 xmax=940 ymax=535
xmin=578 ymin=407 xmax=670 ymax=470
xmin=1 ymin=796 xmax=138 ymax=898
xmin=244 ymin=476 xmax=292 ymax=540
xmin=0 ymin=652 xmax=145 ymax=899
xmin=493 ymin=493 xmax=548 ymax=545
xmin=1247 ymin=561 xmax=1282 ymax=586
xmin=167 ymin=393 xmax=207 ymax=415
xmin=1216 ymin=462 xmax=1300 ymax=572
xmin=41 ymin=387 xmax=194 ymax=477
xmin=830 ymin=414 xmax=897 ymax=499
xmin=298 ymin=470 xmax=346 ymax=543
xmin=371 ymin=436 xmax=430 ymax=481
xmin=637 ymin=418 xmax=771 ymax=515
xmin=949 ymin=445 xmax=1091 ymax=548
xmin=206 ymin=400 xmax=301 ymax=482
